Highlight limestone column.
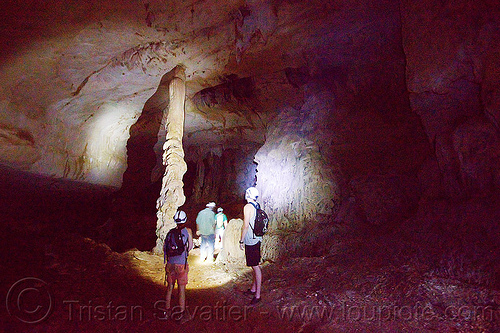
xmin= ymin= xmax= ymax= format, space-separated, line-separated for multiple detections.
xmin=154 ymin=65 xmax=187 ymax=254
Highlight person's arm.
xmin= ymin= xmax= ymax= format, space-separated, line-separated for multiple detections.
xmin=240 ymin=204 xmax=252 ymax=250
xmin=187 ymin=228 xmax=194 ymax=251
xmin=195 ymin=212 xmax=201 ymax=236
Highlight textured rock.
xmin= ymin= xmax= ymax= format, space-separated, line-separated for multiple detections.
xmin=215 ymin=218 xmax=246 ymax=264
xmin=452 ymin=118 xmax=500 ymax=193
xmin=255 ymin=86 xmax=342 ymax=233
xmin=401 ymin=0 xmax=500 ymax=197
xmin=350 ymin=174 xmax=419 ymax=226
xmin=0 ymin=0 xmax=412 ymax=187
xmin=1 ymin=0 xmax=499 ymax=255
xmin=155 ymin=67 xmax=188 ymax=254
xmin=186 ymin=146 xmax=258 ymax=205
xmin=0 ymin=125 xmax=39 ymax=169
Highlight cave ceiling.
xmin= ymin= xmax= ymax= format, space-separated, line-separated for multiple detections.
xmin=0 ymin=0 xmax=406 ymax=187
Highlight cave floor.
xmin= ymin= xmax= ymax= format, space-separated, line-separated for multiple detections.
xmin=2 ymin=168 xmax=499 ymax=332
xmin=3 ymin=222 xmax=498 ymax=333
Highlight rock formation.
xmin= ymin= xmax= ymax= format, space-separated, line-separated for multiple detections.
xmin=0 ymin=0 xmax=499 ymax=260
xmin=155 ymin=65 xmax=187 ymax=254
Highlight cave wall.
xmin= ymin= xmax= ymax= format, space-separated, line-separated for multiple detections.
xmin=257 ymin=0 xmax=500 ymax=262
xmin=255 ymin=87 xmax=342 ymax=232
xmin=248 ymin=0 xmax=432 ymax=260
xmin=0 ymin=0 xmax=263 ymax=188
xmin=0 ymin=21 xmax=170 ymax=187
xmin=1 ymin=0 xmax=499 ymax=257
xmin=103 ymin=78 xmax=168 ymax=251
xmin=255 ymin=0 xmax=500 ymax=253
xmin=401 ymin=0 xmax=500 ymax=198
xmin=185 ymin=145 xmax=259 ymax=206
xmin=256 ymin=77 xmax=429 ymax=260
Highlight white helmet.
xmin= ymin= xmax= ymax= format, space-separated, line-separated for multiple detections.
xmin=217 ymin=207 xmax=223 ymax=213
xmin=174 ymin=210 xmax=187 ymax=224
xmin=245 ymin=187 xmax=259 ymax=201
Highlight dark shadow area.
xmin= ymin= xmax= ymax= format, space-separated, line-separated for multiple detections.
xmin=1 ymin=165 xmax=499 ymax=332
xmin=183 ymin=161 xmax=197 ymax=201
xmin=105 ymin=79 xmax=169 ymax=253
xmin=0 ymin=165 xmax=114 ymax=235
xmin=0 ymin=165 xmax=295 ymax=332
xmin=0 ymin=221 xmax=282 ymax=332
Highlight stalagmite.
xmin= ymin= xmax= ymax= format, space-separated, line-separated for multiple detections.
xmin=154 ymin=65 xmax=187 ymax=254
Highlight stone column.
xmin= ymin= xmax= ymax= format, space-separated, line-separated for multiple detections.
xmin=154 ymin=65 xmax=187 ymax=254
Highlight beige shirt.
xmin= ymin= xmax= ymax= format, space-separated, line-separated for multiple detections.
xmin=243 ymin=202 xmax=262 ymax=246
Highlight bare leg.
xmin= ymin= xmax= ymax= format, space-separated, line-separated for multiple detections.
xmin=178 ymin=284 xmax=186 ymax=312
xmin=250 ymin=268 xmax=256 ymax=292
xmin=166 ymin=282 xmax=174 ymax=309
xmin=252 ymin=265 xmax=262 ymax=299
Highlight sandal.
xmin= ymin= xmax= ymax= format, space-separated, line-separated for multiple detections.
xmin=243 ymin=289 xmax=256 ymax=296
xmin=250 ymin=296 xmax=261 ymax=305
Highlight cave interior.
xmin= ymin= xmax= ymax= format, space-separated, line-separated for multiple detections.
xmin=1 ymin=0 xmax=500 ymax=332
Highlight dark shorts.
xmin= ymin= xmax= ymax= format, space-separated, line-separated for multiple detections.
xmin=245 ymin=242 xmax=261 ymax=267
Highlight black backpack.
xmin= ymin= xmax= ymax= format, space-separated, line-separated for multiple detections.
xmin=164 ymin=227 xmax=187 ymax=260
xmin=249 ymin=202 xmax=269 ymax=237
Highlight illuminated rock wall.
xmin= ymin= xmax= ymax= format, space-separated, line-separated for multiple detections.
xmin=155 ymin=67 xmax=187 ymax=254
xmin=254 ymin=86 xmax=342 ymax=260
xmin=253 ymin=62 xmax=430 ymax=260
xmin=256 ymin=87 xmax=341 ymax=230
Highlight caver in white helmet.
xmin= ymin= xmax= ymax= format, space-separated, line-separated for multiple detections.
xmin=173 ymin=210 xmax=187 ymax=224
xmin=245 ymin=187 xmax=259 ymax=201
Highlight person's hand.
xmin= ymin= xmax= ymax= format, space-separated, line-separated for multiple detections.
xmin=239 ymin=242 xmax=244 ymax=251
xmin=196 ymin=230 xmax=200 ymax=236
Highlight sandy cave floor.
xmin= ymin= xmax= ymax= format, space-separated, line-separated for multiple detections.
xmin=1 ymin=167 xmax=499 ymax=332
xmin=2 ymin=224 xmax=498 ymax=333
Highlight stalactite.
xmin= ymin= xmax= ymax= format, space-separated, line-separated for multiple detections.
xmin=154 ymin=65 xmax=187 ymax=254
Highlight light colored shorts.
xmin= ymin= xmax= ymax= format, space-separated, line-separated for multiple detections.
xmin=166 ymin=263 xmax=189 ymax=286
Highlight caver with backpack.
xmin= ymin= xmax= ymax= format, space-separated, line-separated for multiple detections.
xmin=163 ymin=210 xmax=193 ymax=320
xmin=239 ymin=186 xmax=268 ymax=305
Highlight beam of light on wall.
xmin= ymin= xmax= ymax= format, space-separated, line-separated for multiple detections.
xmin=255 ymin=134 xmax=340 ymax=231
xmin=85 ymin=102 xmax=139 ymax=187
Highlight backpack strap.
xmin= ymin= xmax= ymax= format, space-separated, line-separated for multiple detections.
xmin=178 ymin=226 xmax=189 ymax=269
xmin=163 ymin=229 xmax=171 ymax=264
xmin=248 ymin=202 xmax=259 ymax=238
xmin=183 ymin=229 xmax=189 ymax=269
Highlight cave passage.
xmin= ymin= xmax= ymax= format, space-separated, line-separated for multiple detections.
xmin=1 ymin=0 xmax=500 ymax=332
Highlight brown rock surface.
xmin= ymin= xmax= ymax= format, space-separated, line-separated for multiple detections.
xmin=1 ymin=1 xmax=500 ymax=331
